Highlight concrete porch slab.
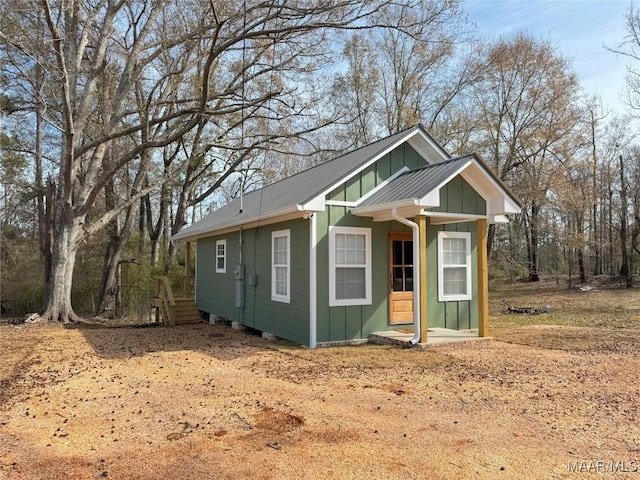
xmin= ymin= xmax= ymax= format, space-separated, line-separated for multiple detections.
xmin=369 ymin=328 xmax=491 ymax=347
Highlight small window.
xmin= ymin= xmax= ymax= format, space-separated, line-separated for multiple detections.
xmin=271 ymin=230 xmax=290 ymax=303
xmin=438 ymin=231 xmax=472 ymax=301
xmin=216 ymin=240 xmax=226 ymax=273
xmin=329 ymin=226 xmax=372 ymax=307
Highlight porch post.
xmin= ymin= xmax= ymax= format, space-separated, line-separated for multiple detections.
xmin=416 ymin=215 xmax=428 ymax=343
xmin=476 ymin=218 xmax=489 ymax=337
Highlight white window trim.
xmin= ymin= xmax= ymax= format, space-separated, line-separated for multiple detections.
xmin=437 ymin=231 xmax=472 ymax=302
xmin=215 ymin=239 xmax=226 ymax=273
xmin=271 ymin=229 xmax=290 ymax=303
xmin=329 ymin=226 xmax=372 ymax=307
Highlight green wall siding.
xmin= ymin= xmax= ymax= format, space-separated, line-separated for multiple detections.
xmin=196 ymin=218 xmax=310 ymax=346
xmin=315 ymin=213 xmax=479 ymax=340
xmin=426 ymin=221 xmax=478 ymax=330
xmin=196 ymin=235 xmax=239 ymax=322
xmin=327 ymin=143 xmax=428 ymax=202
xmin=431 ymin=175 xmax=487 ymax=215
xmin=315 ymin=206 xmax=411 ymax=343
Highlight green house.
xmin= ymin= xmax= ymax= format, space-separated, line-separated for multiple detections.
xmin=171 ymin=125 xmax=521 ymax=347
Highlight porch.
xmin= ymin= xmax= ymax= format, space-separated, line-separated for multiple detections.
xmin=369 ymin=328 xmax=490 ymax=347
xmin=153 ymin=242 xmax=200 ymax=326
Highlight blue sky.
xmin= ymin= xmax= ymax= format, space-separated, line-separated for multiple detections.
xmin=464 ymin=0 xmax=631 ymax=112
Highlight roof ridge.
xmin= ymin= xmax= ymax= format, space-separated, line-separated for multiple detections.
xmin=401 ymin=153 xmax=474 ymax=175
xmin=243 ymin=124 xmax=423 ymax=194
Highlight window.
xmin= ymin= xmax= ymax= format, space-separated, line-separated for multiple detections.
xmin=438 ymin=231 xmax=472 ymax=301
xmin=329 ymin=226 xmax=372 ymax=306
xmin=271 ymin=230 xmax=290 ymax=303
xmin=215 ymin=240 xmax=226 ymax=273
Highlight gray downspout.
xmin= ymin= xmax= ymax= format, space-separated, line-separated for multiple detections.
xmin=391 ymin=208 xmax=421 ymax=345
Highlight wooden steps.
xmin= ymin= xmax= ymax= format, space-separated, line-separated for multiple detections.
xmin=154 ymin=275 xmax=200 ymax=326
xmin=173 ymin=297 xmax=202 ymax=325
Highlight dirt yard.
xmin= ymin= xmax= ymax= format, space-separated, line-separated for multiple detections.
xmin=1 ymin=280 xmax=640 ymax=479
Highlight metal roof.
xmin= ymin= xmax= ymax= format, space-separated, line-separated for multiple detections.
xmin=172 ymin=125 xmax=445 ymax=241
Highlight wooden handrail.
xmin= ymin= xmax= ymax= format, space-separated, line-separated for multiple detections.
xmin=156 ymin=276 xmax=176 ymax=326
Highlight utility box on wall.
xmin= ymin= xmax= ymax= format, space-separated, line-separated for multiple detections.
xmin=234 ymin=264 xmax=245 ymax=280
xmin=235 ymin=264 xmax=245 ymax=308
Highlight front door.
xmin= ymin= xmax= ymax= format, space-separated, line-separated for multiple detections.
xmin=388 ymin=233 xmax=414 ymax=324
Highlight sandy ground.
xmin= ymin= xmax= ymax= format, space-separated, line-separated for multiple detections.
xmin=1 ymin=284 xmax=640 ymax=479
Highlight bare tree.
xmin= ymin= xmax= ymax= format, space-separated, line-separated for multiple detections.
xmin=2 ymin=0 xmax=420 ymax=322
xmin=470 ymin=33 xmax=583 ymax=281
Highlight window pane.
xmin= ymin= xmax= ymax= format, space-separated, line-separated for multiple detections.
xmin=405 ymin=267 xmax=414 ymax=292
xmin=273 ymin=236 xmax=288 ymax=266
xmin=392 ymin=267 xmax=403 ymax=291
xmin=217 ymin=257 xmax=224 ymax=270
xmin=346 ymin=234 xmax=355 ymax=249
xmin=275 ymin=266 xmax=288 ymax=295
xmin=443 ymin=267 xmax=467 ymax=296
xmin=442 ymin=237 xmax=467 ymax=266
xmin=392 ymin=240 xmax=402 ymax=265
xmin=404 ymin=240 xmax=413 ymax=266
xmin=335 ymin=233 xmax=366 ymax=266
xmin=335 ymin=267 xmax=366 ymax=299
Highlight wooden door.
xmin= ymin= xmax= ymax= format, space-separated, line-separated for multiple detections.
xmin=389 ymin=233 xmax=414 ymax=324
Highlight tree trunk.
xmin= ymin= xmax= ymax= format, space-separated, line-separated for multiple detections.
xmin=487 ymin=223 xmax=495 ymax=259
xmin=526 ymin=201 xmax=540 ymax=282
xmin=43 ymin=202 xmax=84 ymax=322
xmin=577 ymin=247 xmax=586 ymax=284
xmin=98 ymin=238 xmax=122 ymax=317
xmin=97 ymin=174 xmax=120 ymax=316
xmin=619 ymin=154 xmax=631 ymax=286
xmin=576 ymin=212 xmax=587 ymax=283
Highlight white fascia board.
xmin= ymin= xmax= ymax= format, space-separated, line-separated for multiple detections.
xmin=460 ymin=159 xmax=521 ymax=215
xmin=417 ymin=189 xmax=441 ymax=207
xmin=487 ymin=196 xmax=521 ymax=216
xmin=491 ymin=215 xmax=509 ymax=224
xmin=421 ymin=211 xmax=489 ymax=225
xmin=407 ymin=131 xmax=451 ymax=162
xmin=301 ymin=195 xmax=326 ymax=212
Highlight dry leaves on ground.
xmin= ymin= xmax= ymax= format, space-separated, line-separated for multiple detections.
xmin=1 ymin=280 xmax=639 ymax=479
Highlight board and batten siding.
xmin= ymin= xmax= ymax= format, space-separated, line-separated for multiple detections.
xmin=431 ymin=174 xmax=487 ymax=215
xmin=426 ymin=221 xmax=478 ymax=330
xmin=317 ymin=169 xmax=488 ymax=340
xmin=315 ymin=206 xmax=401 ymax=343
xmin=326 ymin=143 xmax=427 ymax=202
xmin=425 ymin=175 xmax=486 ymax=330
xmin=316 ymin=143 xmax=427 ymax=343
xmin=196 ymin=218 xmax=310 ymax=346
